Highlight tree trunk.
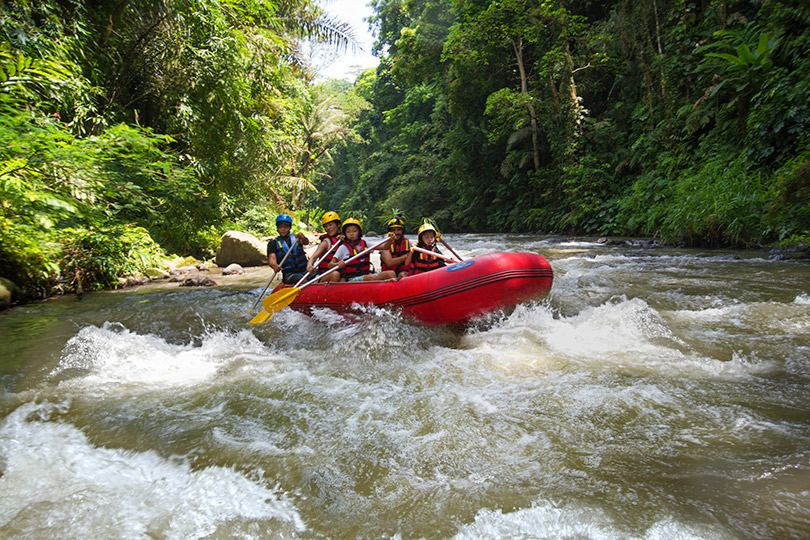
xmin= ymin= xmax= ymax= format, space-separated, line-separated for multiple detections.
xmin=564 ymin=40 xmax=582 ymax=136
xmin=512 ymin=37 xmax=541 ymax=171
xmin=652 ymin=0 xmax=667 ymax=105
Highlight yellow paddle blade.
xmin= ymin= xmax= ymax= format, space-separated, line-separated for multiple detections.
xmin=248 ymin=288 xmax=301 ymax=325
xmin=260 ymin=287 xmax=300 ymax=316
xmin=249 ymin=310 xmax=272 ymax=325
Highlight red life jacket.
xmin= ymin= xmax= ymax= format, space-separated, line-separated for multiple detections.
xmin=317 ymin=234 xmax=341 ymax=273
xmin=381 ymin=236 xmax=411 ymax=274
xmin=411 ymin=244 xmax=445 ymax=274
xmin=342 ymin=239 xmax=371 ymax=279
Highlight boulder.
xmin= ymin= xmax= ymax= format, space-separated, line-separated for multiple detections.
xmin=597 ymin=237 xmax=630 ymax=246
xmin=144 ymin=267 xmax=170 ymax=280
xmin=215 ymin=230 xmax=267 ymax=267
xmin=222 ymin=263 xmax=245 ymax=276
xmin=178 ymin=274 xmax=217 ymax=287
xmin=172 ymin=265 xmax=199 ymax=275
xmin=0 ymin=277 xmax=19 ymax=308
xmin=118 ymin=275 xmax=149 ymax=288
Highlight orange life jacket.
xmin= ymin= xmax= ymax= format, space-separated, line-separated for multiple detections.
xmin=342 ymin=239 xmax=371 ymax=279
xmin=411 ymin=244 xmax=445 ymax=274
xmin=381 ymin=236 xmax=411 ymax=274
xmin=317 ymin=234 xmax=340 ymax=273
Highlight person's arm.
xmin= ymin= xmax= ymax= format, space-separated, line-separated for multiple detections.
xmin=307 ymin=240 xmax=328 ymax=272
xmin=383 ymin=240 xmax=408 ymax=266
xmin=404 ymin=245 xmax=416 ymax=268
xmin=328 ymin=245 xmax=349 ymax=270
xmin=268 ymin=251 xmax=281 ymax=272
xmin=380 ymin=247 xmax=395 ymax=266
xmin=296 ymin=232 xmax=310 ymax=246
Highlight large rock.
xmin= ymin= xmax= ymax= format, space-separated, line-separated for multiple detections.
xmin=222 ymin=263 xmax=245 ymax=275
xmin=178 ymin=274 xmax=218 ymax=287
xmin=0 ymin=277 xmax=19 ymax=308
xmin=215 ymin=230 xmax=267 ymax=267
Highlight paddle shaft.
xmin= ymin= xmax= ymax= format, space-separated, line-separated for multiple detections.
xmin=250 ymin=238 xmax=390 ymax=325
xmin=411 ymin=245 xmax=459 ymax=263
xmin=439 ymin=238 xmax=464 ymax=261
xmin=295 ymin=238 xmax=343 ymax=288
xmin=250 ymin=234 xmax=300 ymax=312
xmin=297 ymin=238 xmax=389 ymax=292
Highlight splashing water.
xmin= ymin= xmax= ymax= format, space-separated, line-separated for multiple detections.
xmin=1 ymin=235 xmax=809 ymax=539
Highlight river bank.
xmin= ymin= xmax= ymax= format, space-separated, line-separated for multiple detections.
xmin=3 ymin=233 xmax=808 ymax=312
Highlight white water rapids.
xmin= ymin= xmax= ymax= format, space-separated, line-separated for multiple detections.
xmin=0 ymin=235 xmax=808 ymax=539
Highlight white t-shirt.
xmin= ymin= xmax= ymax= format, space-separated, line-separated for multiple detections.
xmin=333 ymin=244 xmax=353 ymax=261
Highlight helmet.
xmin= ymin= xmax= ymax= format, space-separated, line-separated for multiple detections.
xmin=276 ymin=214 xmax=293 ymax=226
xmin=321 ymin=211 xmax=341 ymax=227
xmin=387 ymin=216 xmax=406 ymax=230
xmin=342 ymin=217 xmax=363 ymax=236
xmin=417 ymin=222 xmax=437 ymax=238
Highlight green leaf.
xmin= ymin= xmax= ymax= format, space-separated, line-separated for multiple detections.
xmin=736 ymin=44 xmax=754 ymax=65
xmin=756 ymin=33 xmax=770 ymax=61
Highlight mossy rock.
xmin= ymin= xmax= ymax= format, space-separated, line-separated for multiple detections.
xmin=178 ymin=255 xmax=202 ymax=267
xmin=144 ymin=267 xmax=170 ymax=279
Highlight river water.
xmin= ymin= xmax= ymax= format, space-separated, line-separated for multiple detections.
xmin=0 ymin=234 xmax=808 ymax=539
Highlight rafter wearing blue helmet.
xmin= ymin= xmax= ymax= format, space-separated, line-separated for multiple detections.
xmin=267 ymin=214 xmax=310 ymax=284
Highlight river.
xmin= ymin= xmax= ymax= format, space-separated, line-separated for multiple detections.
xmin=0 ymin=234 xmax=808 ymax=539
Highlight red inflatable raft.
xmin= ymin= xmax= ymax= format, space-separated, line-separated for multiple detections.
xmin=271 ymin=252 xmax=553 ymax=326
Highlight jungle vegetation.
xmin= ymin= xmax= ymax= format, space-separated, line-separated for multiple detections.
xmin=322 ymin=0 xmax=809 ymax=247
xmin=1 ymin=0 xmax=808 ymax=302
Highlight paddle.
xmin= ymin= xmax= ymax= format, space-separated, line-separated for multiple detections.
xmin=411 ymin=245 xmax=460 ymax=264
xmin=249 ymin=238 xmax=388 ymax=325
xmin=438 ymin=237 xmax=464 ymax=261
xmin=249 ymin=234 xmax=300 ymax=313
xmin=295 ymin=238 xmax=343 ymax=288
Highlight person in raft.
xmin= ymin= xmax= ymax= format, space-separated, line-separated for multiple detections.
xmin=380 ymin=215 xmax=412 ymax=278
xmin=267 ymin=213 xmax=310 ymax=284
xmin=328 ymin=218 xmax=396 ymax=282
xmin=306 ymin=210 xmax=343 ymax=282
xmin=405 ymin=221 xmax=446 ymax=274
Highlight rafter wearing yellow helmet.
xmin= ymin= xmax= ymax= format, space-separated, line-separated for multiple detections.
xmin=382 ymin=215 xmax=412 ymax=278
xmin=329 ymin=218 xmax=397 ymax=282
xmin=306 ymin=211 xmax=343 ymax=283
xmin=406 ymin=219 xmax=446 ymax=275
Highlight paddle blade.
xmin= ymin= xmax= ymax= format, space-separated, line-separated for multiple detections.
xmin=248 ymin=288 xmax=300 ymax=325
xmin=261 ymin=287 xmax=300 ymax=317
xmin=249 ymin=310 xmax=272 ymax=325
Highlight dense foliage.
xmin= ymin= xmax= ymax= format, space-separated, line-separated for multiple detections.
xmin=2 ymin=0 xmax=808 ymax=304
xmin=0 ymin=0 xmax=355 ymax=299
xmin=319 ymin=0 xmax=810 ymax=248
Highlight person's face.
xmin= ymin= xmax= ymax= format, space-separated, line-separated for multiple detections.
xmin=277 ymin=223 xmax=291 ymax=236
xmin=421 ymin=231 xmax=435 ymax=245
xmin=344 ymin=224 xmax=360 ymax=241
xmin=325 ymin=221 xmax=339 ymax=236
xmin=390 ymin=226 xmax=404 ymax=240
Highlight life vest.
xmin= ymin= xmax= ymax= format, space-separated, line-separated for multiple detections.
xmin=317 ymin=234 xmax=341 ymax=273
xmin=381 ymin=236 xmax=411 ymax=274
xmin=273 ymin=235 xmax=307 ymax=274
xmin=411 ymin=244 xmax=445 ymax=274
xmin=341 ymin=239 xmax=371 ymax=279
